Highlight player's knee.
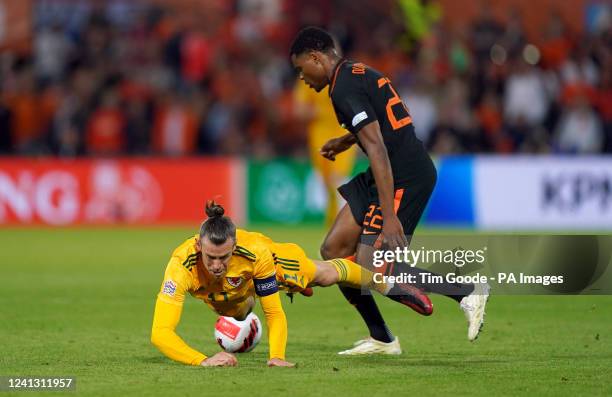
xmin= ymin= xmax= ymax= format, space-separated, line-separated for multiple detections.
xmin=320 ymin=242 xmax=333 ymax=260
xmin=320 ymin=240 xmax=352 ymax=260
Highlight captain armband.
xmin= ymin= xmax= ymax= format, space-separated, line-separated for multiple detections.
xmin=253 ymin=275 xmax=279 ymax=297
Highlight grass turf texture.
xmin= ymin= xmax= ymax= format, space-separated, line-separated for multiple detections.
xmin=1 ymin=226 xmax=611 ymax=397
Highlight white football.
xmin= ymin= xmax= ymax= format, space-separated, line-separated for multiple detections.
xmin=214 ymin=312 xmax=262 ymax=353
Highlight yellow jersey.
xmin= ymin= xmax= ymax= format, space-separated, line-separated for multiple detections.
xmin=151 ymin=229 xmax=287 ymax=365
xmin=157 ymin=229 xmax=278 ymax=307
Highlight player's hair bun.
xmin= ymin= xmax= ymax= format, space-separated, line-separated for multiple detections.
xmin=205 ymin=201 xmax=225 ymax=218
xmin=200 ymin=200 xmax=235 ymax=244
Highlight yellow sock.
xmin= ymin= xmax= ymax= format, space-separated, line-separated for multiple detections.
xmin=328 ymin=258 xmax=391 ymax=295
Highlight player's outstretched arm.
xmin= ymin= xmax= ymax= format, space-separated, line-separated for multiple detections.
xmin=259 ymin=292 xmax=294 ymax=367
xmin=151 ymin=298 xmax=215 ymax=366
xmin=253 ymin=246 xmax=294 ymax=367
xmin=357 ymin=121 xmax=408 ymax=249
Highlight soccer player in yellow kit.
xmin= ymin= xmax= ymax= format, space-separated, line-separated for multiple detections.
xmin=150 ymin=202 xmax=424 ymax=367
xmin=294 ymin=79 xmax=357 ymax=226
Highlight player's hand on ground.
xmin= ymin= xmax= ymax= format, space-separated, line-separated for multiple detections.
xmin=200 ymin=352 xmax=237 ymax=367
xmin=320 ymin=137 xmax=350 ymax=161
xmin=382 ymin=214 xmax=408 ymax=250
xmin=267 ymin=358 xmax=296 ymax=367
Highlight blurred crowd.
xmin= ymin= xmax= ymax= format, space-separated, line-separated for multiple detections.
xmin=0 ymin=0 xmax=610 ymax=157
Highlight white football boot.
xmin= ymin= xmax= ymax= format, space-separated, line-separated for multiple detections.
xmin=338 ymin=337 xmax=402 ymax=355
xmin=460 ymin=282 xmax=491 ymax=341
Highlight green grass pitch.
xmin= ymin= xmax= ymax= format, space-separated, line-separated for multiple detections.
xmin=1 ymin=226 xmax=611 ymax=396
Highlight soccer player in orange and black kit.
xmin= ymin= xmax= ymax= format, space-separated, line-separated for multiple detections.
xmin=290 ymin=27 xmax=490 ymax=355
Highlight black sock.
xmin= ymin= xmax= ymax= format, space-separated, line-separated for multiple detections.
xmin=389 ymin=262 xmax=475 ymax=303
xmin=339 ymin=285 xmax=394 ymax=343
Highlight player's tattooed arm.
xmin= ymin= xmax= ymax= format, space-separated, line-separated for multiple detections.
xmin=320 ymin=133 xmax=357 ymax=161
xmin=357 ymin=121 xmax=408 ymax=249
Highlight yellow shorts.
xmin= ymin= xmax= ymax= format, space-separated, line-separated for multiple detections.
xmin=271 ymin=243 xmax=317 ymax=293
xmin=206 ymin=294 xmax=254 ymax=319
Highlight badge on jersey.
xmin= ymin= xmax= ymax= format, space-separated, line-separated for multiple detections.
xmin=162 ymin=280 xmax=177 ymax=296
xmin=226 ymin=276 xmax=243 ymax=288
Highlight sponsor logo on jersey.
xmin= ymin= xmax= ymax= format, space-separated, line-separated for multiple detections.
xmin=162 ymin=280 xmax=177 ymax=296
xmin=352 ymin=111 xmax=368 ymax=127
xmin=226 ymin=276 xmax=243 ymax=288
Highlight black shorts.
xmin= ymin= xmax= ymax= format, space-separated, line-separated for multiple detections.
xmin=338 ymin=169 xmax=436 ymax=240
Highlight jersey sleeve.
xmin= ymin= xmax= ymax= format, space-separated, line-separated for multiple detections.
xmin=332 ymin=74 xmax=377 ymax=134
xmin=251 ymin=244 xmax=288 ymax=359
xmin=157 ymin=256 xmax=193 ymax=305
xmin=252 ymin=245 xmax=278 ymax=297
xmin=151 ymin=257 xmax=206 ymax=365
xmin=259 ymin=292 xmax=288 ymax=360
xmin=151 ymin=298 xmax=207 ymax=365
